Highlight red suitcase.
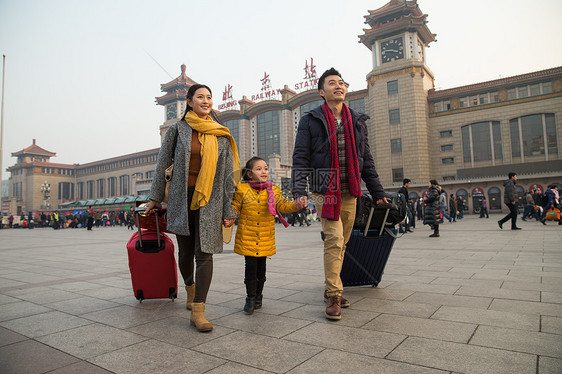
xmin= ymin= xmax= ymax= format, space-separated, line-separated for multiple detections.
xmin=126 ymin=208 xmax=178 ymax=302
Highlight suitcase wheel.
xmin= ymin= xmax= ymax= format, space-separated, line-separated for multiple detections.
xmin=320 ymin=231 xmax=325 ymax=241
xmin=136 ymin=289 xmax=144 ymax=302
xmin=169 ymin=287 xmax=177 ymax=300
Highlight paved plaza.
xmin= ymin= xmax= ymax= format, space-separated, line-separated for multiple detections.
xmin=0 ymin=215 xmax=561 ymax=374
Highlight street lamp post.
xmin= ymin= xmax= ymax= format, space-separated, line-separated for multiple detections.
xmin=40 ymin=181 xmax=51 ymax=210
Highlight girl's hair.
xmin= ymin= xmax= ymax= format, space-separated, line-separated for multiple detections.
xmin=242 ymin=156 xmax=266 ymax=182
xmin=429 ymin=179 xmax=439 ymax=186
xmin=181 ymin=84 xmax=221 ymax=123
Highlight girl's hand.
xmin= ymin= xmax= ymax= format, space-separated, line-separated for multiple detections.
xmin=223 ymin=218 xmax=235 ymax=227
xmin=294 ymin=198 xmax=306 ymax=210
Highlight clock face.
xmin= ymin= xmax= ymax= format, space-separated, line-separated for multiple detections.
xmin=166 ymin=103 xmax=177 ymax=120
xmin=381 ymin=37 xmax=404 ymax=63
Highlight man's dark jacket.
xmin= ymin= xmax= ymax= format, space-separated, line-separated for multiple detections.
xmin=291 ymin=106 xmax=385 ymax=199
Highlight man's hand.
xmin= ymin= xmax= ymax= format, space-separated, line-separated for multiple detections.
xmin=376 ymin=197 xmax=388 ymax=204
xmin=223 ymin=218 xmax=235 ymax=227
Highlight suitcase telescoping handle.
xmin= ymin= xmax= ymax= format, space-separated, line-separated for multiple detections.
xmin=364 ymin=204 xmax=397 ymax=239
xmin=134 ymin=206 xmax=161 ymax=248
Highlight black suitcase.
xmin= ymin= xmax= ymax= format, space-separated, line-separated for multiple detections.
xmin=341 ymin=196 xmax=398 ymax=287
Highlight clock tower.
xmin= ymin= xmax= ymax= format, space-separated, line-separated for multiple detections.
xmin=155 ymin=64 xmax=198 ymax=140
xmin=359 ymin=0 xmax=436 ymax=187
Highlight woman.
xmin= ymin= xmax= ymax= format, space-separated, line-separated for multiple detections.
xmin=146 ymin=84 xmax=241 ymax=332
xmin=423 ymin=179 xmax=442 ymax=237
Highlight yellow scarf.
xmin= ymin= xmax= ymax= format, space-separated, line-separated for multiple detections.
xmin=184 ymin=111 xmax=241 ymax=210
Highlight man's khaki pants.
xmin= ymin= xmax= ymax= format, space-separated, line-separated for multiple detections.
xmin=313 ymin=193 xmax=357 ymax=297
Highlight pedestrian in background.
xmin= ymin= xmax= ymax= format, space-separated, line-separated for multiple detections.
xmin=424 ymin=180 xmax=442 ymax=237
xmin=498 ymin=172 xmax=521 ymax=230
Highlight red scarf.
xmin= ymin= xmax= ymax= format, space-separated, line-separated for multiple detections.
xmin=320 ymin=102 xmax=362 ymax=220
xmin=249 ymin=181 xmax=290 ymax=228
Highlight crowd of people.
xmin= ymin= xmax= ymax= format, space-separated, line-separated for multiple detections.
xmin=0 ymin=209 xmax=136 ymax=230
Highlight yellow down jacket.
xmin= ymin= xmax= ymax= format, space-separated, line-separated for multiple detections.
xmin=232 ymin=183 xmax=298 ymax=257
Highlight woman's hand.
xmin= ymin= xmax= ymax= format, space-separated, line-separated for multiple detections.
xmin=145 ymin=200 xmax=161 ymax=215
xmin=376 ymin=197 xmax=388 ymax=204
xmin=223 ymin=218 xmax=235 ymax=227
xmin=294 ymin=196 xmax=307 ymax=210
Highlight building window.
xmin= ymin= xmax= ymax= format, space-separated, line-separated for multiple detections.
xmin=257 ymin=110 xmax=280 ymax=160
xmin=443 ymin=175 xmax=456 ymax=181
xmin=300 ymin=100 xmax=323 ymax=115
xmin=441 ymin=144 xmax=453 ymax=152
xmin=507 ymin=88 xmax=516 ymax=100
xmin=87 ymin=181 xmax=95 ymax=199
xmin=442 ymin=157 xmax=454 ymax=164
xmin=390 ymin=138 xmax=402 ymax=153
xmin=490 ymin=91 xmax=499 ymax=102
xmin=543 ymin=81 xmax=553 ymax=94
xmin=434 ymin=102 xmax=442 ymax=112
xmin=348 ymin=98 xmax=365 ymax=113
xmin=14 ymin=182 xmax=22 ymax=201
xmin=58 ymin=182 xmax=74 ymax=201
xmin=440 ymin=130 xmax=453 ymax=138
xmin=459 ymin=98 xmax=468 ymax=108
xmin=223 ymin=119 xmax=240 ymax=152
xmin=96 ymin=179 xmax=105 ymax=198
xmin=389 ymin=109 xmax=400 ymax=124
xmin=443 ymin=100 xmax=451 ymax=110
xmin=387 ymin=80 xmax=398 ymax=95
xmin=145 ymin=170 xmax=155 ymax=179
xmin=119 ymin=175 xmax=130 ymax=196
xmin=461 ymin=121 xmax=502 ymax=164
xmin=488 ymin=187 xmax=502 ymax=210
xmin=77 ymin=182 xmax=84 ymax=200
xmin=509 ymin=113 xmax=558 ymax=158
xmin=392 ymin=168 xmax=403 ymax=183
xmin=517 ymin=86 xmax=529 ymax=98
xmin=530 ymin=84 xmax=541 ymax=96
xmin=108 ymin=177 xmax=117 ymax=197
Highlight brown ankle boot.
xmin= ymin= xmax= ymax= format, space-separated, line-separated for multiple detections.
xmin=185 ymin=284 xmax=195 ymax=310
xmin=190 ymin=302 xmax=213 ymax=332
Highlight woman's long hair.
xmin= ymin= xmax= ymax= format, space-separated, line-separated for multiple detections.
xmin=182 ymin=84 xmax=221 ymax=123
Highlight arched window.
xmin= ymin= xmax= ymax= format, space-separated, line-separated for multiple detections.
xmin=300 ymin=100 xmax=323 ymax=115
xmin=456 ymin=189 xmax=468 ymax=206
xmin=461 ymin=121 xmax=502 ymax=166
xmin=509 ymin=113 xmax=558 ymax=159
xmin=488 ymin=187 xmax=502 ymax=210
xmin=257 ymin=111 xmax=280 ymax=160
xmin=516 ymin=185 xmax=525 ymax=205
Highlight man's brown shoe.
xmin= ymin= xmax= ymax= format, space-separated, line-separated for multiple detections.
xmin=324 ymin=290 xmax=350 ymax=308
xmin=325 ymin=295 xmax=342 ymax=320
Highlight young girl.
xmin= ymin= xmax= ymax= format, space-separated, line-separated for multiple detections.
xmin=232 ymin=157 xmax=304 ymax=314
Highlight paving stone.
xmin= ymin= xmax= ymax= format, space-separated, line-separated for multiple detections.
xmin=0 ymin=310 xmax=93 ymax=338
xmin=76 ymin=286 xmax=134 ymax=300
xmin=213 ymin=310 xmax=312 ymax=338
xmin=489 ymin=299 xmax=562 ymax=317
xmin=470 ymin=325 xmax=562 ymax=358
xmin=45 ymin=296 xmax=121 ymax=315
xmin=0 ymin=326 xmax=27 ymax=347
xmin=0 ymin=339 xmax=79 ymax=374
xmin=386 ymin=282 xmax=460 ymax=295
xmin=405 ymin=292 xmax=493 ymax=309
xmin=352 ymin=298 xmax=440 ymax=318
xmin=0 ymin=301 xmax=52 ymax=322
xmin=501 ymin=281 xmax=561 ymax=292
xmin=194 ymin=330 xmax=322 ymax=373
xmin=281 ymin=303 xmax=380 ymax=327
xmin=0 ymin=294 xmax=19 ymax=306
xmin=90 ymin=339 xmax=225 ymax=374
xmin=388 ymin=336 xmax=536 ymax=374
xmin=287 ymin=348 xmax=447 ymax=374
xmin=343 ymin=286 xmax=414 ymax=301
xmin=542 ymin=292 xmax=562 ymax=304
xmin=455 ymin=286 xmax=540 ymax=301
xmin=538 ymin=356 xmax=562 ymax=374
xmin=220 ymin=296 xmax=304 ymax=316
xmin=431 ymin=305 xmax=539 ymax=331
xmin=48 ymin=361 xmax=114 ymax=374
xmin=128 ymin=315 xmax=233 ymax=347
xmin=205 ymin=362 xmax=272 ymax=373
xmin=541 ymin=316 xmax=562 ymax=335
xmin=284 ymin=321 xmax=405 ymax=357
xmin=36 ymin=323 xmax=147 ymax=359
xmin=365 ymin=313 xmax=476 ymax=343
xmin=80 ymin=304 xmax=176 ymax=329
xmin=430 ymin=277 xmax=503 ymax=288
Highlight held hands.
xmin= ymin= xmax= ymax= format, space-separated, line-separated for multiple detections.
xmin=376 ymin=197 xmax=388 ymax=204
xmin=223 ymin=218 xmax=235 ymax=227
xmin=294 ymin=196 xmax=307 ymax=210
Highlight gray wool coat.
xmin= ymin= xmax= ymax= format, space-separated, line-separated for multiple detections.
xmin=149 ymin=120 xmax=237 ymax=254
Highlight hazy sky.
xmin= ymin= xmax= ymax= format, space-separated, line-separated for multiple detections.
xmin=1 ymin=0 xmax=561 ymax=180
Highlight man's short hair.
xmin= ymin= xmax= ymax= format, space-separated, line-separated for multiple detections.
xmin=508 ymin=172 xmax=517 ymax=179
xmin=318 ymin=68 xmax=342 ymax=91
xmin=403 ymin=178 xmax=411 ymax=185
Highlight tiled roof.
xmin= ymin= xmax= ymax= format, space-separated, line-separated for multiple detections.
xmin=11 ymin=139 xmax=56 ymax=157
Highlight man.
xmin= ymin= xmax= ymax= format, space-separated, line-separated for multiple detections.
xmin=455 ymin=195 xmax=464 ymax=219
xmin=398 ymin=179 xmax=413 ymax=233
xmin=522 ymin=191 xmax=534 ymax=221
xmin=479 ymin=197 xmax=489 ymax=218
xmin=498 ymin=172 xmax=521 ymax=230
xmin=292 ymin=68 xmax=386 ymax=321
xmin=449 ymin=194 xmax=457 ymax=222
